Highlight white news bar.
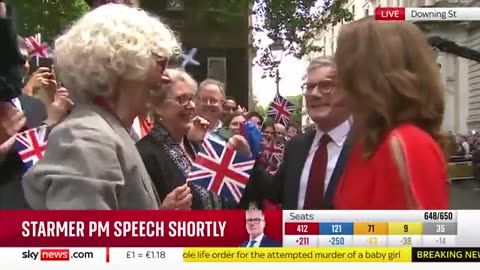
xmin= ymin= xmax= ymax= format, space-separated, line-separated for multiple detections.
xmin=406 ymin=7 xmax=480 ymax=21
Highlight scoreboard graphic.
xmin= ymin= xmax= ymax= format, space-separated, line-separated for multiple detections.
xmin=282 ymin=211 xmax=478 ymax=247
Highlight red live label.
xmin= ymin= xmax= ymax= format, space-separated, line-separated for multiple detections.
xmin=375 ymin=7 xmax=406 ymax=20
xmin=40 ymin=249 xmax=70 ymax=261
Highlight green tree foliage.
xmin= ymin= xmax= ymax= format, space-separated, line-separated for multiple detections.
xmin=252 ymin=0 xmax=353 ymax=72
xmin=285 ymin=95 xmax=303 ymax=126
xmin=12 ymin=0 xmax=89 ymax=43
xmin=251 ymin=94 xmax=267 ymax=116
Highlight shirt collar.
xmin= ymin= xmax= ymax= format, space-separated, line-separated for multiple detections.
xmin=251 ymin=233 xmax=264 ymax=243
xmin=314 ymin=120 xmax=350 ymax=147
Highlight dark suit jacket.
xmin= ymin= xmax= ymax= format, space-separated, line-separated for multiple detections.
xmin=243 ymin=129 xmax=352 ymax=210
xmin=240 ymin=235 xmax=282 ymax=247
xmin=0 ymin=95 xmax=46 ymax=209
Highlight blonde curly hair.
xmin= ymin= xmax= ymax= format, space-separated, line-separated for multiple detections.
xmin=54 ymin=4 xmax=180 ymax=103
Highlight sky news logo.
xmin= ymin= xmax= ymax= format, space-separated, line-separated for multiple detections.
xmin=22 ymin=249 xmax=94 ymax=261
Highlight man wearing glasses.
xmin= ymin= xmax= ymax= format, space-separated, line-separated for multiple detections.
xmin=247 ymin=56 xmax=351 ymax=210
xmin=240 ymin=209 xmax=281 ymax=247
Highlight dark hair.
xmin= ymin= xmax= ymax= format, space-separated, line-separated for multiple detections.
xmin=246 ymin=111 xmax=264 ymax=124
xmin=261 ymin=119 xmax=275 ymax=132
xmin=223 ymin=111 xmax=245 ymax=127
xmin=287 ymin=122 xmax=301 ymax=132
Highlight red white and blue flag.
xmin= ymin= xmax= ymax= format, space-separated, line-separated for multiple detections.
xmin=187 ymin=134 xmax=255 ymax=203
xmin=267 ymin=94 xmax=294 ymax=126
xmin=14 ymin=125 xmax=48 ymax=170
xmin=25 ymin=34 xmax=51 ymax=58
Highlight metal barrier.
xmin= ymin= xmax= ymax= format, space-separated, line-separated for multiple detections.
xmin=448 ymin=156 xmax=474 ymax=181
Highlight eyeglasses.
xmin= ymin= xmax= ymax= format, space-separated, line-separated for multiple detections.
xmin=197 ymin=97 xmax=224 ymax=106
xmin=302 ymin=80 xmax=336 ymax=95
xmin=246 ymin=218 xmax=263 ymax=224
xmin=166 ymin=96 xmax=194 ymax=106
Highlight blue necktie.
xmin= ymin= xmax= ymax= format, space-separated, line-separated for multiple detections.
xmin=248 ymin=240 xmax=257 ymax=247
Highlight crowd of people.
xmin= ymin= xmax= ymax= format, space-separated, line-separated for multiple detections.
xmin=1 ymin=2 xmax=451 ymax=210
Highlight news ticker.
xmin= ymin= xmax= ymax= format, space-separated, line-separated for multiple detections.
xmin=374 ymin=7 xmax=480 ymax=21
xmin=7 ymin=248 xmax=480 ymax=263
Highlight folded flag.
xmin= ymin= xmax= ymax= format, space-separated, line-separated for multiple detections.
xmin=14 ymin=125 xmax=48 ymax=170
xmin=187 ymin=134 xmax=255 ymax=203
xmin=240 ymin=120 xmax=262 ymax=159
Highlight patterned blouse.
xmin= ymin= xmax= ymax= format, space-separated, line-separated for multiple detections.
xmin=150 ymin=123 xmax=235 ymax=210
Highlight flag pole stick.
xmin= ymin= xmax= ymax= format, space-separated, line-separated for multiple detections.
xmin=35 ymin=33 xmax=40 ymax=67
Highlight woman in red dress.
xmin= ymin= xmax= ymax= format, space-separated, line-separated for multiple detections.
xmin=334 ymin=17 xmax=450 ymax=209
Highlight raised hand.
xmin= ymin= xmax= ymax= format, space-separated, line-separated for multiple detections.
xmin=187 ymin=116 xmax=209 ymax=143
xmin=160 ymin=184 xmax=192 ymax=210
xmin=0 ymin=102 xmax=26 ymax=145
xmin=228 ymin=134 xmax=251 ymax=157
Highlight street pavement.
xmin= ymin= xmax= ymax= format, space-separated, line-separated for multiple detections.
xmin=450 ymin=179 xmax=480 ymax=209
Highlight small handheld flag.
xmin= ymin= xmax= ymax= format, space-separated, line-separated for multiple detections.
xmin=267 ymin=94 xmax=295 ymax=126
xmin=14 ymin=125 xmax=48 ymax=170
xmin=187 ymin=134 xmax=255 ymax=203
xmin=239 ymin=120 xmax=262 ymax=159
xmin=25 ymin=33 xmax=50 ymax=66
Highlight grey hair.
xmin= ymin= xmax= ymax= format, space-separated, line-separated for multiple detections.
xmin=149 ymin=68 xmax=197 ymax=121
xmin=150 ymin=68 xmax=198 ymax=104
xmin=197 ymin=78 xmax=226 ymax=98
xmin=307 ymin=55 xmax=335 ymax=72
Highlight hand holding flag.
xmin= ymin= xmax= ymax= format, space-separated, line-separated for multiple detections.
xmin=239 ymin=120 xmax=262 ymax=159
xmin=14 ymin=125 xmax=48 ymax=170
xmin=0 ymin=102 xmax=26 ymax=145
xmin=187 ymin=134 xmax=255 ymax=203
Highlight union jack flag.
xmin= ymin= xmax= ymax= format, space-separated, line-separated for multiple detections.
xmin=187 ymin=134 xmax=255 ymax=203
xmin=25 ymin=34 xmax=50 ymax=58
xmin=14 ymin=125 xmax=48 ymax=170
xmin=269 ymin=141 xmax=285 ymax=165
xmin=267 ymin=95 xmax=295 ymax=126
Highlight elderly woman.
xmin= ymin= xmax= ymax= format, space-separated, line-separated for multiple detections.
xmin=137 ymin=69 xmax=253 ymax=209
xmin=22 ymin=4 xmax=191 ymax=210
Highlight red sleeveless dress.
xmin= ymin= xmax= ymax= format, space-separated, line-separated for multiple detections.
xmin=334 ymin=124 xmax=449 ymax=209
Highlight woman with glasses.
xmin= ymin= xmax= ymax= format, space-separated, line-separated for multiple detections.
xmin=22 ymin=4 xmax=182 ymax=210
xmin=137 ymin=69 xmax=243 ymax=210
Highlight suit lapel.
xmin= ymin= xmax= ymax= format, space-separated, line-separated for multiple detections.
xmin=284 ymin=130 xmax=316 ymax=209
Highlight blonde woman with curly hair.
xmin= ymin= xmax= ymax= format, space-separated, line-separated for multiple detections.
xmin=333 ymin=17 xmax=449 ymax=210
xmin=22 ymin=4 xmax=192 ymax=210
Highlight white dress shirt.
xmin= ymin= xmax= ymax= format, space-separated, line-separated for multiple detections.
xmin=247 ymin=233 xmax=264 ymax=247
xmin=297 ymin=120 xmax=350 ymax=209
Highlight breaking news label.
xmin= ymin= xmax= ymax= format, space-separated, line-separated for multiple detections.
xmin=1 ymin=210 xmax=480 ymax=269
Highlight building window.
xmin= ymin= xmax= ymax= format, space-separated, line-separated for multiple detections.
xmin=331 ymin=40 xmax=334 ymax=54
xmin=207 ymin=57 xmax=227 ymax=85
xmin=364 ymin=8 xmax=369 ymax=17
xmin=352 ymin=4 xmax=355 ymax=15
xmin=323 ymin=36 xmax=327 ymax=56
xmin=166 ymin=0 xmax=184 ymax=11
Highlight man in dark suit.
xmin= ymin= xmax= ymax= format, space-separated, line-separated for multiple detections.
xmin=240 ymin=209 xmax=281 ymax=247
xmin=245 ymin=56 xmax=352 ymax=210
